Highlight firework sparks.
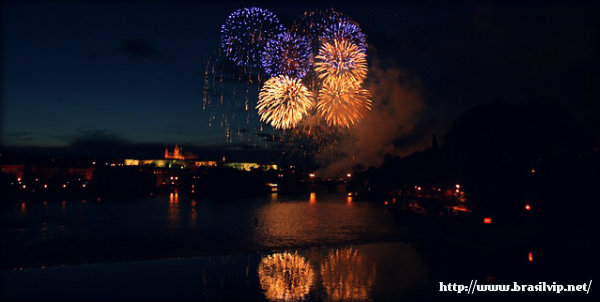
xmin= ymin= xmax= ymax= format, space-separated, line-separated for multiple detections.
xmin=291 ymin=9 xmax=350 ymax=92
xmin=321 ymin=19 xmax=367 ymax=52
xmin=318 ymin=80 xmax=372 ymax=128
xmin=261 ymin=32 xmax=312 ymax=78
xmin=258 ymin=252 xmax=315 ymax=302
xmin=257 ymin=75 xmax=313 ymax=130
xmin=320 ymin=248 xmax=376 ymax=301
xmin=215 ymin=6 xmax=374 ymax=147
xmin=291 ymin=9 xmax=346 ymax=56
xmin=315 ymin=39 xmax=368 ymax=87
xmin=220 ymin=7 xmax=285 ymax=67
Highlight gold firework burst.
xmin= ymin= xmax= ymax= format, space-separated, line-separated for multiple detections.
xmin=315 ymin=39 xmax=367 ymax=87
xmin=257 ymin=75 xmax=313 ymax=129
xmin=317 ymin=79 xmax=372 ymax=128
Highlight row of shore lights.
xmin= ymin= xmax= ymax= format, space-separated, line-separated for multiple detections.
xmin=308 ymin=173 xmax=352 ymax=179
xmin=14 ymin=177 xmax=86 ymax=190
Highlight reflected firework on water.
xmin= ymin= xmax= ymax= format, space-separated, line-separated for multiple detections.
xmin=257 ymin=252 xmax=315 ymax=301
xmin=320 ymin=247 xmax=376 ymax=301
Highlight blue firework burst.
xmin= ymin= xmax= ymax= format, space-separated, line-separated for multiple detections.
xmin=220 ymin=7 xmax=285 ymax=67
xmin=291 ymin=9 xmax=347 ymax=57
xmin=261 ymin=32 xmax=312 ymax=78
xmin=321 ymin=20 xmax=367 ymax=53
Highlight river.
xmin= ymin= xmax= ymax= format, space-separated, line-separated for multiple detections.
xmin=0 ymin=193 xmax=594 ymax=300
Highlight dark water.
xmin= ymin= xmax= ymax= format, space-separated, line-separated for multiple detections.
xmin=0 ymin=242 xmax=431 ymax=301
xmin=1 ymin=193 xmax=411 ymax=268
xmin=0 ymin=193 xmax=595 ymax=301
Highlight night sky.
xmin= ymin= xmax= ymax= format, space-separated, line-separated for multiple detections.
xmin=2 ymin=1 xmax=598 ymax=157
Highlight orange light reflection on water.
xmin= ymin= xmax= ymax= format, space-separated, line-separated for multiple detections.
xmin=320 ymin=247 xmax=376 ymax=301
xmin=255 ymin=194 xmax=379 ymax=247
xmin=309 ymin=192 xmax=317 ymax=204
xmin=258 ymin=252 xmax=314 ymax=301
xmin=190 ymin=200 xmax=198 ymax=229
xmin=169 ymin=192 xmax=179 ymax=203
xmin=167 ymin=192 xmax=180 ymax=230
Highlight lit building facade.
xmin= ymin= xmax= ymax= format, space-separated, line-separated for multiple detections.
xmin=164 ymin=144 xmax=185 ymax=160
xmin=224 ymin=162 xmax=278 ymax=172
xmin=124 ymin=145 xmax=275 ymax=171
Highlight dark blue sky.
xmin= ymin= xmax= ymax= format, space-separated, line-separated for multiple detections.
xmin=2 ymin=1 xmax=232 ymax=147
xmin=2 ymin=1 xmax=598 ymax=154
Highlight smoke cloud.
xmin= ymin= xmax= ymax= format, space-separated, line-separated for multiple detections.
xmin=317 ymin=62 xmax=426 ymax=177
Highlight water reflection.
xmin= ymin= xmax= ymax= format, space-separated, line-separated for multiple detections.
xmin=320 ymin=247 xmax=376 ymax=301
xmin=258 ymin=252 xmax=315 ymax=301
xmin=1 ymin=240 xmax=568 ymax=302
xmin=3 ymin=193 xmax=579 ymax=301
xmin=255 ymin=194 xmax=398 ymax=248
xmin=190 ymin=200 xmax=198 ymax=229
xmin=309 ymin=192 xmax=317 ymax=204
xmin=167 ymin=192 xmax=180 ymax=230
xmin=169 ymin=192 xmax=179 ymax=203
xmin=6 ymin=193 xmax=405 ymax=277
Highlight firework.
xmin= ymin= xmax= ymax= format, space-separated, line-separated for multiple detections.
xmin=216 ymin=6 xmax=374 ymax=148
xmin=318 ymin=80 xmax=372 ymax=128
xmin=201 ymin=50 xmax=270 ymax=145
xmin=261 ymin=32 xmax=312 ymax=78
xmin=291 ymin=9 xmax=347 ymax=55
xmin=320 ymin=248 xmax=376 ymax=301
xmin=257 ymin=75 xmax=313 ymax=129
xmin=220 ymin=7 xmax=285 ymax=67
xmin=321 ymin=20 xmax=367 ymax=52
xmin=258 ymin=252 xmax=315 ymax=302
xmin=315 ymin=39 xmax=368 ymax=87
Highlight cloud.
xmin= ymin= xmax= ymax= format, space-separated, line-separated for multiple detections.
xmin=115 ymin=38 xmax=160 ymax=58
xmin=68 ymin=129 xmax=130 ymax=156
xmin=317 ymin=61 xmax=426 ymax=177
xmin=7 ymin=131 xmax=37 ymax=142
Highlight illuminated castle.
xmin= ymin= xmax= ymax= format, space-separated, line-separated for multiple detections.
xmin=163 ymin=144 xmax=199 ymax=161
xmin=124 ymin=144 xmax=275 ymax=170
xmin=164 ymin=144 xmax=185 ymax=160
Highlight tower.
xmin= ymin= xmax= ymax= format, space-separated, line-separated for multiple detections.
xmin=164 ymin=144 xmax=186 ymax=160
xmin=174 ymin=144 xmax=185 ymax=160
xmin=173 ymin=144 xmax=181 ymax=159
